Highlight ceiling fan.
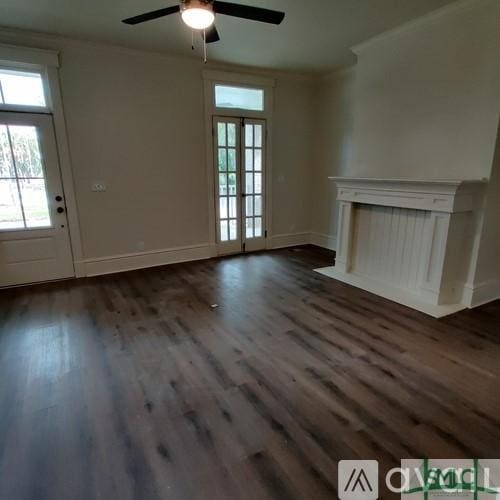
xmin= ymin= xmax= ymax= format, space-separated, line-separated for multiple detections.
xmin=122 ymin=0 xmax=285 ymax=46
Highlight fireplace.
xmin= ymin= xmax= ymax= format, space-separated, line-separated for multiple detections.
xmin=316 ymin=177 xmax=486 ymax=317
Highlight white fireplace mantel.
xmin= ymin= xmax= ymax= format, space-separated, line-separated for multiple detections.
xmin=316 ymin=177 xmax=486 ymax=317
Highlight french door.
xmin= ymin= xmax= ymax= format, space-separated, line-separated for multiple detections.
xmin=213 ymin=116 xmax=266 ymax=255
xmin=0 ymin=112 xmax=74 ymax=287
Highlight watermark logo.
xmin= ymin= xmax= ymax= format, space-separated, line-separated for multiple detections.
xmin=339 ymin=460 xmax=379 ymax=500
xmin=386 ymin=459 xmax=500 ymax=498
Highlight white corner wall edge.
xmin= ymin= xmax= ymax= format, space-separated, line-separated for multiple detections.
xmin=310 ymin=232 xmax=337 ymax=251
xmin=462 ymin=278 xmax=500 ymax=308
xmin=78 ymin=243 xmax=216 ymax=277
xmin=315 ymin=266 xmax=466 ymax=318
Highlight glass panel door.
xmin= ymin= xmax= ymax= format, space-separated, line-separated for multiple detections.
xmin=214 ymin=117 xmax=242 ymax=254
xmin=242 ymin=119 xmax=266 ymax=252
xmin=213 ymin=116 xmax=266 ymax=255
xmin=0 ymin=112 xmax=74 ymax=287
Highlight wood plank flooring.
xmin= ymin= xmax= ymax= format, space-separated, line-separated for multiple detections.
xmin=0 ymin=245 xmax=499 ymax=499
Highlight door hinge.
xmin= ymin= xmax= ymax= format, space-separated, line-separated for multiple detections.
xmin=241 ymin=118 xmax=245 ymax=128
xmin=265 ymin=230 xmax=268 ymax=238
xmin=242 ymin=242 xmax=246 ymax=252
xmin=212 ymin=125 xmax=215 ymax=137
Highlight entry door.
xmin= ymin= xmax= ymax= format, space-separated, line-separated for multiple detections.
xmin=0 ymin=112 xmax=74 ymax=287
xmin=214 ymin=116 xmax=266 ymax=255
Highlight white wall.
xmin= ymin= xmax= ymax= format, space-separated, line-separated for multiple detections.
xmin=349 ymin=0 xmax=500 ymax=180
xmin=473 ymin=121 xmax=500 ymax=291
xmin=272 ymin=78 xmax=315 ymax=236
xmin=311 ymin=68 xmax=355 ymax=245
xmin=0 ymin=29 xmax=316 ymax=266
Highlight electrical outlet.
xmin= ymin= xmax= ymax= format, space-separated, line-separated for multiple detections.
xmin=92 ymin=182 xmax=107 ymax=192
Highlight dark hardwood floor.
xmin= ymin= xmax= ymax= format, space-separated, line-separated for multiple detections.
xmin=1 ymin=246 xmax=499 ymax=500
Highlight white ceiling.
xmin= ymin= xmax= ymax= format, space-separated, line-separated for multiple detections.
xmin=0 ymin=0 xmax=458 ymax=73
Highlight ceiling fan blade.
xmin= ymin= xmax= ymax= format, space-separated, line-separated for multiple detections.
xmin=213 ymin=1 xmax=285 ymax=25
xmin=204 ymin=25 xmax=221 ymax=43
xmin=122 ymin=5 xmax=180 ymax=25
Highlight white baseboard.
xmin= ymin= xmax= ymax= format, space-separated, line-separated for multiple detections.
xmin=310 ymin=232 xmax=337 ymax=251
xmin=77 ymin=231 xmax=337 ymax=278
xmin=463 ymin=278 xmax=500 ymax=308
xmin=270 ymin=232 xmax=311 ymax=249
xmin=82 ymin=243 xmax=215 ymax=277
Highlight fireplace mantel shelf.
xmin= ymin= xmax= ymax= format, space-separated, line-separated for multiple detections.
xmin=327 ymin=177 xmax=486 ymax=213
xmin=317 ymin=177 xmax=487 ymax=318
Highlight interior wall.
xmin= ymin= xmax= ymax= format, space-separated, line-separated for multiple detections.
xmin=474 ymin=120 xmax=500 ymax=288
xmin=349 ymin=0 xmax=500 ymax=180
xmin=311 ymin=68 xmax=355 ymax=244
xmin=59 ymin=44 xmax=208 ymax=259
xmin=0 ymin=29 xmax=316 ymax=263
xmin=272 ymin=78 xmax=315 ymax=236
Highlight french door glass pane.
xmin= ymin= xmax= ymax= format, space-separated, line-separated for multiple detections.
xmin=220 ymin=220 xmax=228 ymax=242
xmin=245 ymin=149 xmax=253 ymax=171
xmin=254 ymin=173 xmax=262 ymax=194
xmin=229 ymin=219 xmax=237 ymax=240
xmin=245 ymin=125 xmax=253 ymax=147
xmin=218 ymin=149 xmax=227 ymax=171
xmin=219 ymin=173 xmax=227 ymax=195
xmin=19 ymin=179 xmax=51 ymax=228
xmin=255 ymin=217 xmax=262 ymax=237
xmin=246 ymin=196 xmax=253 ymax=217
xmin=0 ymin=124 xmax=51 ymax=231
xmin=228 ymin=173 xmax=237 ymax=195
xmin=0 ymin=125 xmax=14 ymax=177
xmin=254 ymin=125 xmax=262 ymax=147
xmin=245 ymin=173 xmax=253 ymax=193
xmin=227 ymin=124 xmax=236 ymax=147
xmin=0 ymin=179 xmax=23 ymax=229
xmin=217 ymin=123 xmax=226 ymax=146
xmin=254 ymin=195 xmax=262 ymax=216
xmin=10 ymin=126 xmax=43 ymax=177
xmin=246 ymin=218 xmax=253 ymax=238
xmin=220 ymin=197 xmax=228 ymax=219
xmin=254 ymin=149 xmax=262 ymax=171
xmin=228 ymin=197 xmax=237 ymax=218
xmin=228 ymin=149 xmax=236 ymax=171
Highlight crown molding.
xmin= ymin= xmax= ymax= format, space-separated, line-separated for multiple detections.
xmin=0 ymin=42 xmax=59 ymax=67
xmin=351 ymin=0 xmax=486 ymax=56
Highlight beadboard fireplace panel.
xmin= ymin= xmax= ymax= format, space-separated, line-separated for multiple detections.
xmin=352 ymin=205 xmax=427 ymax=292
xmin=316 ymin=177 xmax=486 ymax=318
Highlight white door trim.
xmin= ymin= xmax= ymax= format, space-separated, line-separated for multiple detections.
xmin=203 ymin=71 xmax=274 ymax=256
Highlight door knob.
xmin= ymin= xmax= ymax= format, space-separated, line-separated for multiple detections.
xmin=57 ymin=207 xmax=65 ymax=213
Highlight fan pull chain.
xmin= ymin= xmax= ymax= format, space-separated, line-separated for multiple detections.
xmin=191 ymin=30 xmax=195 ymax=51
xmin=203 ymin=29 xmax=207 ymax=64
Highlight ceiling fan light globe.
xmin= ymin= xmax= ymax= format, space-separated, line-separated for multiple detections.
xmin=181 ymin=8 xmax=215 ymax=30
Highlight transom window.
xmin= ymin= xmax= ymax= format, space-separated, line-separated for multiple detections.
xmin=215 ymin=85 xmax=264 ymax=112
xmin=0 ymin=124 xmax=51 ymax=229
xmin=0 ymin=68 xmax=46 ymax=108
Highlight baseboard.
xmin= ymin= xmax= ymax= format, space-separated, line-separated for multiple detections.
xmin=78 ymin=231 xmax=337 ymax=278
xmin=463 ymin=278 xmax=500 ymax=308
xmin=310 ymin=232 xmax=337 ymax=251
xmin=82 ymin=243 xmax=215 ymax=277
xmin=270 ymin=232 xmax=311 ymax=249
